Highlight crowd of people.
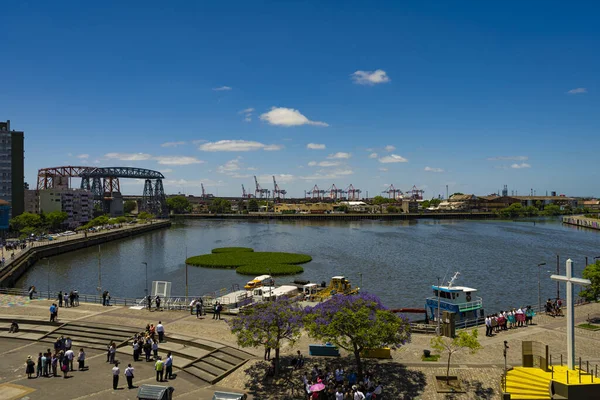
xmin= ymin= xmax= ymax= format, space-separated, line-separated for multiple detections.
xmin=545 ymin=298 xmax=564 ymax=317
xmin=24 ymin=337 xmax=86 ymax=379
xmin=484 ymin=306 xmax=536 ymax=336
xmin=126 ymin=321 xmax=173 ymax=384
xmin=299 ymin=364 xmax=383 ymax=399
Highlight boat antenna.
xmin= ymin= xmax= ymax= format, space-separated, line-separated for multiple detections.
xmin=440 ymin=266 xmax=452 ymax=288
xmin=447 ymin=272 xmax=460 ymax=288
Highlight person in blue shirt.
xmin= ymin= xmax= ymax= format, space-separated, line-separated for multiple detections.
xmin=164 ymin=352 xmax=173 ymax=381
xmin=49 ymin=304 xmax=57 ymax=322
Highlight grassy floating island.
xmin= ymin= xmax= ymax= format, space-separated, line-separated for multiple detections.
xmin=186 ymin=247 xmax=312 ymax=276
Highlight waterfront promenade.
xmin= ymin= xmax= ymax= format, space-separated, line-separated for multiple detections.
xmin=563 ymin=215 xmax=600 ymax=231
xmin=0 ymin=220 xmax=171 ymax=288
xmin=1 ymin=293 xmax=600 ymax=399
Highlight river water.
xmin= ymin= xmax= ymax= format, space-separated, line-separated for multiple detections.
xmin=16 ymin=218 xmax=600 ymax=313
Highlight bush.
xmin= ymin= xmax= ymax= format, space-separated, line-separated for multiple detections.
xmin=211 ymin=247 xmax=255 ymax=254
xmin=186 ymin=247 xmax=312 ymax=275
xmin=236 ymin=264 xmax=304 ymax=275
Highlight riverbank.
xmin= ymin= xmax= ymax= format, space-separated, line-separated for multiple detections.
xmin=563 ymin=215 xmax=600 ymax=230
xmin=0 ymin=220 xmax=171 ymax=288
xmin=172 ymin=212 xmax=498 ymax=221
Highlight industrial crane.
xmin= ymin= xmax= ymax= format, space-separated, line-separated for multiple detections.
xmin=272 ymin=176 xmax=287 ymax=201
xmin=406 ymin=185 xmax=425 ymax=200
xmin=346 ymin=184 xmax=362 ymax=201
xmin=307 ymin=185 xmax=321 ymax=200
xmin=201 ymin=183 xmax=206 ymax=198
xmin=254 ymin=176 xmax=269 ymax=198
xmin=382 ymin=184 xmax=403 ymax=200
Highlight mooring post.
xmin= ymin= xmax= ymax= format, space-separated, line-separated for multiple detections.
xmin=561 ymin=354 xmax=563 ymax=366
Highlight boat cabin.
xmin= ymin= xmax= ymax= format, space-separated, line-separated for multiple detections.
xmin=244 ymin=275 xmax=274 ymax=290
xmin=252 ymin=285 xmax=299 ymax=301
xmin=425 ymin=284 xmax=484 ymax=323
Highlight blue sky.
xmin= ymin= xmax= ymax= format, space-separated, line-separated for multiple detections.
xmin=2 ymin=1 xmax=599 ymax=198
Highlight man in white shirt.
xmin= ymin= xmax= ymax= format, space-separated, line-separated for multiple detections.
xmin=64 ymin=348 xmax=75 ymax=371
xmin=112 ymin=362 xmax=120 ymax=390
xmin=156 ymin=321 xmax=165 ymax=343
xmin=124 ymin=363 xmax=135 ymax=389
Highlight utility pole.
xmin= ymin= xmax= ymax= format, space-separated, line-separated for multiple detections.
xmin=185 ymin=246 xmax=188 ymax=299
xmin=97 ymin=245 xmax=102 ymax=295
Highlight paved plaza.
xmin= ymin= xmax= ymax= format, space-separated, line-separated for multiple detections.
xmin=0 ymin=296 xmax=599 ymax=399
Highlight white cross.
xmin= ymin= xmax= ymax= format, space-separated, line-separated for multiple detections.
xmin=550 ymin=259 xmax=591 ymax=370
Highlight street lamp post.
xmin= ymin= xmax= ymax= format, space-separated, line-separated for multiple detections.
xmin=185 ymin=246 xmax=188 ymax=299
xmin=537 ymin=263 xmax=546 ymax=312
xmin=142 ymin=262 xmax=148 ymax=297
xmin=43 ymin=257 xmax=50 ymax=299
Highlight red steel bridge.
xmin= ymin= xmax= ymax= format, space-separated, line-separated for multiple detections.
xmin=37 ymin=166 xmax=167 ymax=217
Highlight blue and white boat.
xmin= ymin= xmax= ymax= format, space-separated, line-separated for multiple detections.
xmin=425 ymin=272 xmax=484 ymax=324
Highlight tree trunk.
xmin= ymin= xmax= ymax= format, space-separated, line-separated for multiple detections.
xmin=274 ymin=347 xmax=280 ymax=376
xmin=354 ymin=350 xmax=363 ymax=381
xmin=446 ymin=352 xmax=452 ymax=383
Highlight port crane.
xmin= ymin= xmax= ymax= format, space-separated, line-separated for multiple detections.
xmin=307 ymin=185 xmax=321 ymax=200
xmin=254 ymin=176 xmax=270 ymax=198
xmin=382 ymin=184 xmax=403 ymax=199
xmin=200 ymin=183 xmax=214 ymax=199
xmin=406 ymin=185 xmax=424 ymax=200
xmin=272 ymin=176 xmax=287 ymax=201
xmin=327 ymin=184 xmax=345 ymax=200
xmin=241 ymin=184 xmax=254 ymax=198
xmin=346 ymin=184 xmax=362 ymax=201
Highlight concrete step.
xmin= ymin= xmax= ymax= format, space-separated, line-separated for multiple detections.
xmin=201 ymin=355 xmax=232 ymax=372
xmin=0 ymin=323 xmax=54 ymax=334
xmin=65 ymin=321 xmax=140 ymax=335
xmin=39 ymin=336 xmax=114 ymax=350
xmin=211 ymin=351 xmax=242 ymax=366
xmin=163 ymin=334 xmax=222 ymax=350
xmin=219 ymin=346 xmax=252 ymax=360
xmin=184 ymin=365 xmax=216 ymax=383
xmin=49 ymin=328 xmax=132 ymax=343
xmin=192 ymin=360 xmax=224 ymax=377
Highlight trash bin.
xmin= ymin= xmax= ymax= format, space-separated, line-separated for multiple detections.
xmin=137 ymin=384 xmax=175 ymax=400
xmin=212 ymin=391 xmax=247 ymax=400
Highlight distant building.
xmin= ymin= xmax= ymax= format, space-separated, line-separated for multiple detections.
xmin=274 ymin=202 xmax=334 ymax=214
xmin=0 ymin=120 xmax=24 ymax=217
xmin=39 ymin=189 xmax=93 ymax=228
xmin=0 ymin=199 xmax=10 ymax=231
xmin=338 ymin=201 xmax=370 ymax=213
xmin=582 ymin=200 xmax=600 ymax=211
xmin=478 ymin=195 xmax=577 ymax=211
xmin=24 ymin=189 xmax=40 ymax=214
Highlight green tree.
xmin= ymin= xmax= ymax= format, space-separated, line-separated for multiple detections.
xmin=386 ymin=205 xmax=399 ymax=213
xmin=421 ymin=200 xmax=431 ymax=209
xmin=579 ymin=261 xmax=600 ymax=302
xmin=45 ymin=211 xmax=68 ymax=231
xmin=431 ymin=329 xmax=481 ymax=383
xmin=229 ymin=299 xmax=304 ymax=376
xmin=138 ymin=211 xmax=154 ymax=221
xmin=541 ymin=204 xmax=561 ymax=216
xmin=371 ymin=196 xmax=391 ymax=213
xmin=523 ymin=205 xmax=539 ymax=217
xmin=209 ymin=198 xmax=232 ymax=214
xmin=430 ymin=199 xmax=442 ymax=207
xmin=10 ymin=212 xmax=42 ymax=232
xmin=451 ymin=192 xmax=464 ymax=196
xmin=499 ymin=203 xmax=524 ymax=218
xmin=166 ymin=196 xmax=192 ymax=214
xmin=124 ymin=200 xmax=137 ymax=214
xmin=248 ymin=199 xmax=259 ymax=212
xmin=337 ymin=204 xmax=349 ymax=213
xmin=304 ymin=293 xmax=411 ymax=380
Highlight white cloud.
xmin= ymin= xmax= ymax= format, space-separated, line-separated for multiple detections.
xmin=165 ymin=178 xmax=227 ymax=188
xmin=379 ymin=168 xmax=388 ymax=172
xmin=263 ymin=144 xmax=284 ymax=151
xmin=212 ymin=86 xmax=232 ymax=91
xmin=244 ymin=116 xmax=252 ymax=122
xmin=511 ymin=163 xmax=531 ymax=169
xmin=199 ymin=140 xmax=282 ymax=152
xmin=379 ymin=154 xmax=408 ymax=163
xmin=567 ymin=88 xmax=587 ymax=94
xmin=161 ymin=141 xmax=186 ymax=148
xmin=487 ymin=156 xmax=528 ymax=161
xmin=191 ymin=139 xmax=207 ymax=145
xmin=239 ymin=108 xmax=255 ymax=114
xmin=258 ymin=174 xmax=296 ymax=184
xmin=154 ymin=156 xmax=204 ymax=165
xmin=247 ymin=167 xmax=258 ymax=171
xmin=424 ymin=166 xmax=444 ymax=173
xmin=260 ymin=107 xmax=329 ymax=127
xmin=368 ymin=152 xmax=378 ymax=159
xmin=105 ymin=152 xmax=152 ymax=161
xmin=217 ymin=158 xmax=242 ymax=174
xmin=384 ymin=145 xmax=395 ymax=152
xmin=76 ymin=154 xmax=89 ymax=159
xmin=308 ymin=161 xmax=341 ymax=167
xmin=307 ymin=143 xmax=326 ymax=150
xmin=351 ymin=69 xmax=391 ymax=85
xmin=327 ymin=152 xmax=351 ymax=159
xmin=300 ymin=169 xmax=353 ymax=180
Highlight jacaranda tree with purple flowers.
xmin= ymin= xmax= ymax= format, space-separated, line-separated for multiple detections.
xmin=304 ymin=292 xmax=411 ymax=380
xmin=229 ymin=298 xmax=304 ymax=376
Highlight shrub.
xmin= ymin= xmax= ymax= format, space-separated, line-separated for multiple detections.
xmin=211 ymin=247 xmax=255 ymax=254
xmin=236 ymin=264 xmax=304 ymax=275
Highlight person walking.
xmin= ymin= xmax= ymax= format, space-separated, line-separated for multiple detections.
xmin=102 ymin=290 xmax=107 ymax=306
xmin=124 ymin=363 xmax=135 ymax=389
xmin=196 ymin=298 xmax=203 ymax=318
xmin=155 ymin=356 xmax=164 ymax=382
xmin=156 ymin=321 xmax=165 ymax=343
xmin=49 ymin=303 xmax=56 ymax=322
xmin=190 ymin=298 xmax=196 ymax=315
xmin=132 ymin=340 xmax=140 ymax=362
xmin=108 ymin=342 xmax=116 ymax=364
xmin=58 ymin=291 xmax=63 ymax=307
xmin=78 ymin=348 xmax=86 ymax=370
xmin=112 ymin=361 xmax=120 ymax=389
xmin=26 ymin=356 xmax=35 ymax=378
xmin=147 ymin=294 xmax=152 ymax=311
xmin=28 ymin=286 xmax=36 ymax=300
xmin=155 ymin=295 xmax=161 ymax=311
xmin=152 ymin=340 xmax=159 ymax=360
xmin=213 ymin=301 xmax=222 ymax=320
xmin=164 ymin=352 xmax=173 ymax=381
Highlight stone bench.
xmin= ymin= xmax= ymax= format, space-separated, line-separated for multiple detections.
xmin=309 ymin=344 xmax=340 ymax=357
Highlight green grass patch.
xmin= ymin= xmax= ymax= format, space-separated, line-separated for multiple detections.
xmin=422 ymin=354 xmax=441 ymax=362
xmin=577 ymin=323 xmax=600 ymax=331
xmin=186 ymin=247 xmax=312 ymax=276
xmin=236 ymin=264 xmax=304 ymax=276
xmin=211 ymin=247 xmax=254 ymax=254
